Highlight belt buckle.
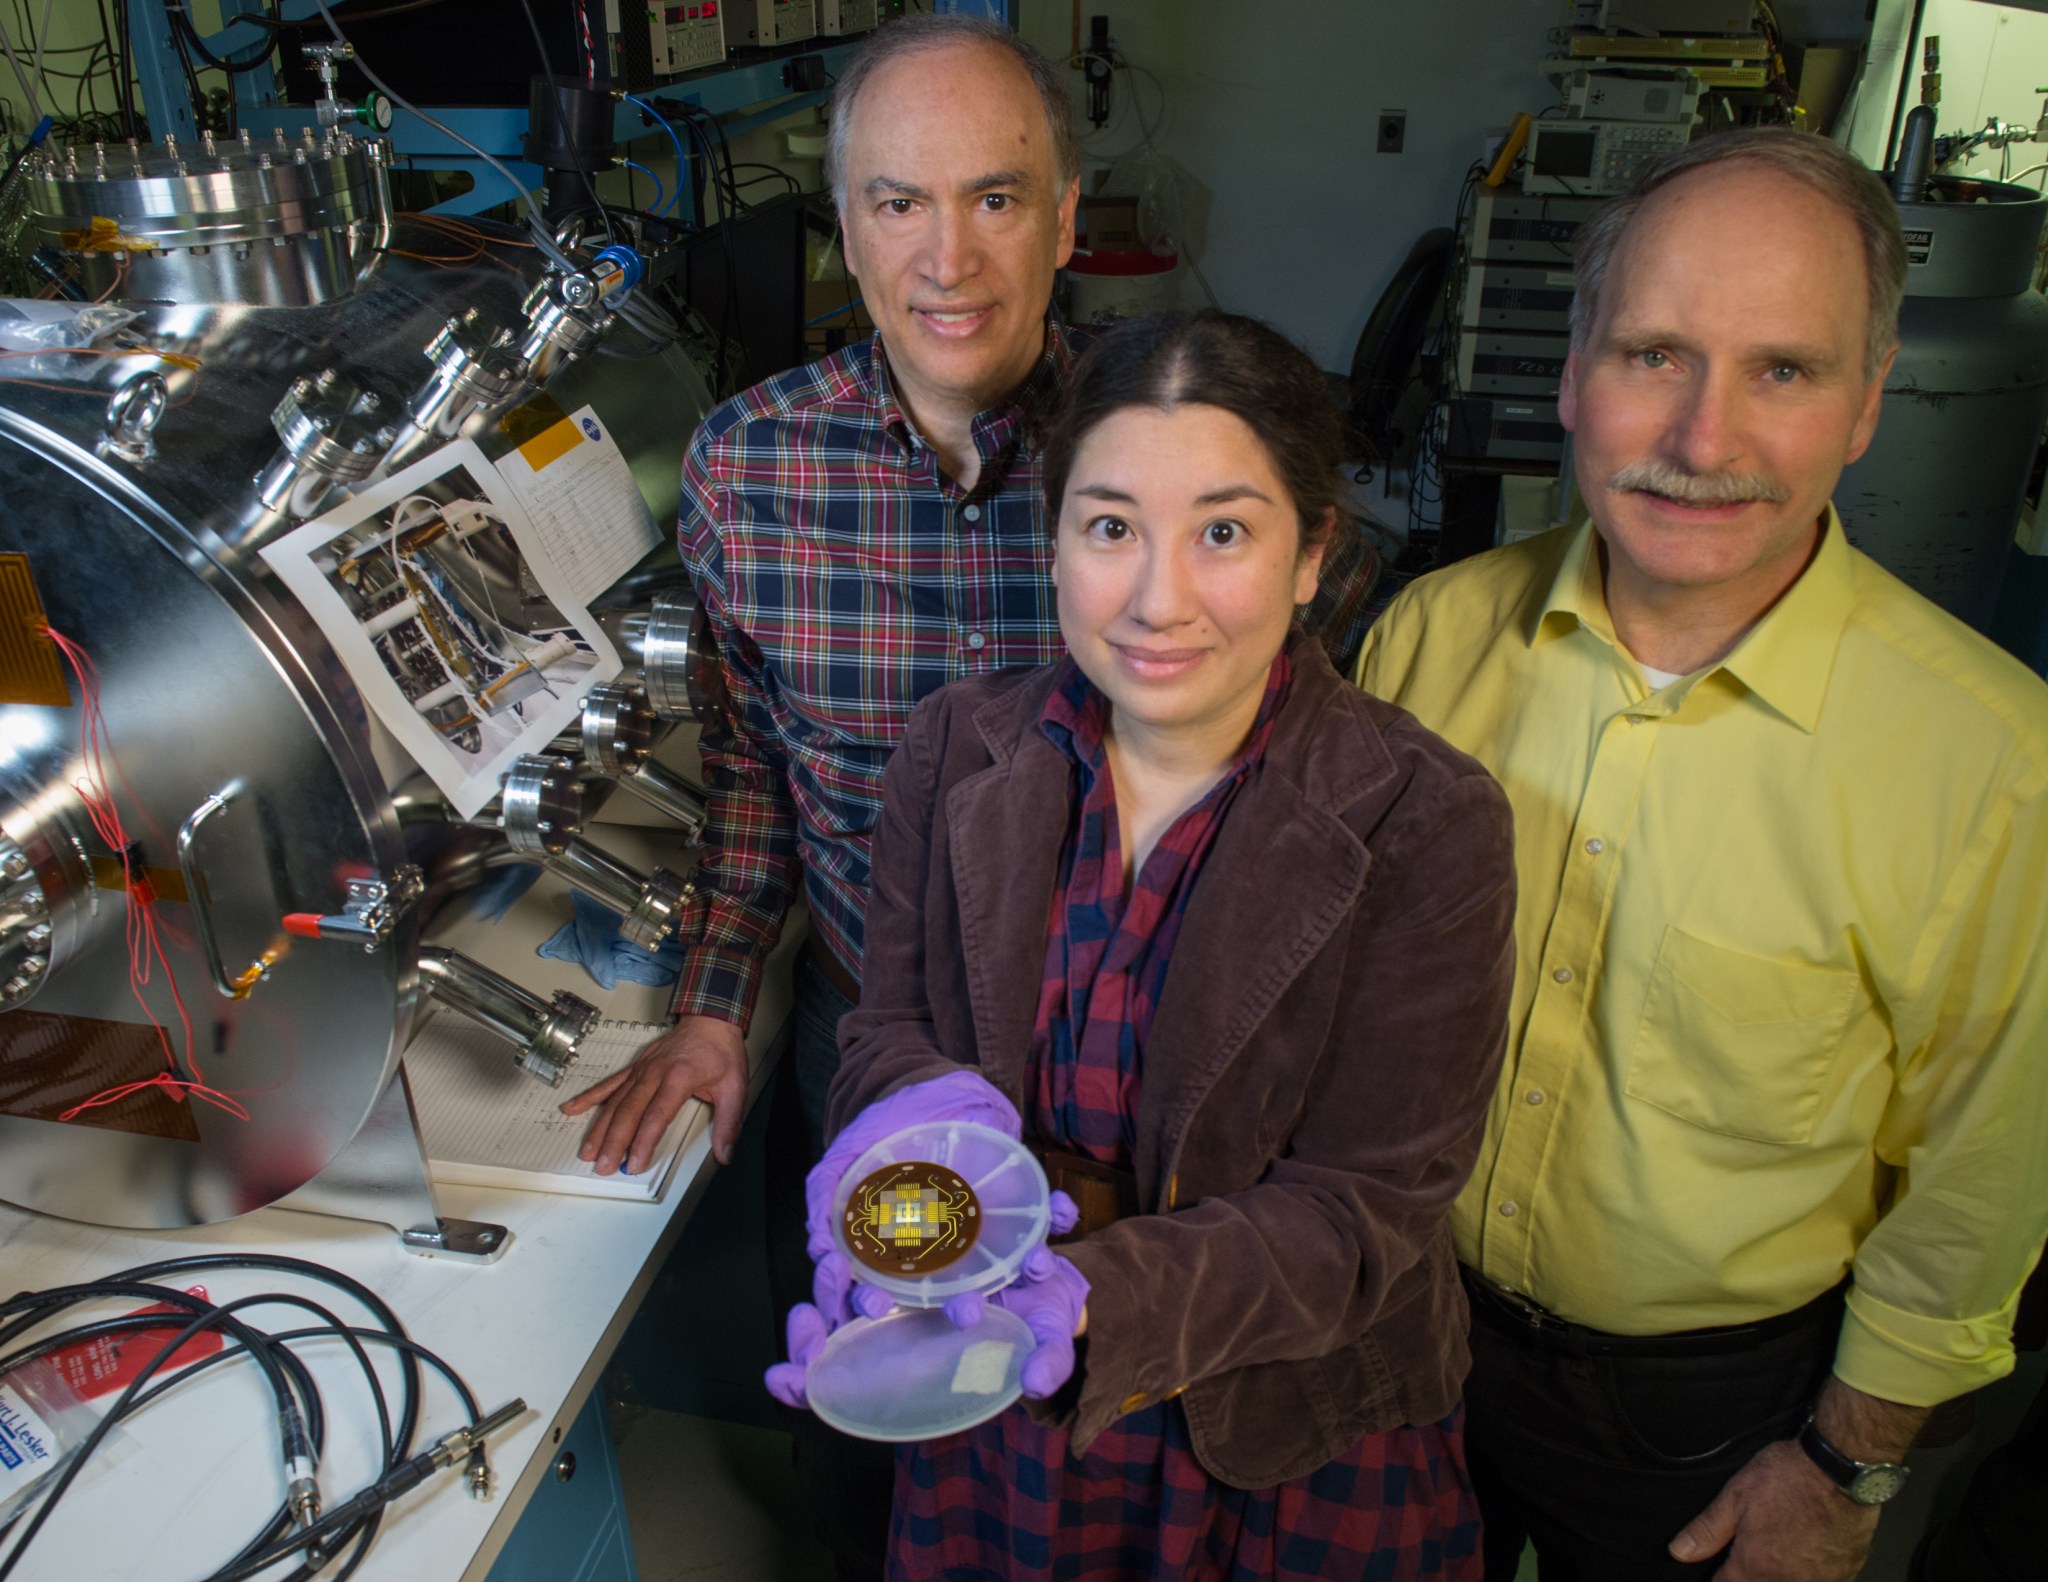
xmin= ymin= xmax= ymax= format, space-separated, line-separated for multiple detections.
xmin=1488 ymin=1281 xmax=1566 ymax=1334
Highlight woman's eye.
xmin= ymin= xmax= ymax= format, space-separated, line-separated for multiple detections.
xmin=1086 ymin=515 xmax=1131 ymax=541
xmin=1204 ymin=520 xmax=1242 ymax=546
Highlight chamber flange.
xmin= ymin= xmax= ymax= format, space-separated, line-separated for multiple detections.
xmin=25 ymin=129 xmax=392 ymax=306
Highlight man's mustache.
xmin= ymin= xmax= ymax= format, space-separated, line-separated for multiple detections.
xmin=1609 ymin=460 xmax=1792 ymax=506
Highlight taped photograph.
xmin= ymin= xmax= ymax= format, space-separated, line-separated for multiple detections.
xmin=262 ymin=440 xmax=621 ymax=818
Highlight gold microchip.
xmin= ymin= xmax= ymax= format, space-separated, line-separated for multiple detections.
xmin=843 ymin=1160 xmax=981 ymax=1277
xmin=0 ymin=555 xmax=68 ymax=707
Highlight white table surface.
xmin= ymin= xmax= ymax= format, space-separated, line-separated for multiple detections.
xmin=0 ymin=812 xmax=798 ymax=1582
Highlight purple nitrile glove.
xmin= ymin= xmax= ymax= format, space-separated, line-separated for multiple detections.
xmin=937 ymin=1186 xmax=1088 ymax=1400
xmin=990 ymin=1241 xmax=1091 ymax=1399
xmin=770 ymin=1233 xmax=1090 ymax=1410
xmin=802 ymin=1070 xmax=1020 ymax=1327
xmin=939 ymin=1187 xmax=1080 ymax=1331
xmin=762 ymin=1069 xmax=1020 ymax=1411
xmin=764 ymin=1304 xmax=828 ymax=1408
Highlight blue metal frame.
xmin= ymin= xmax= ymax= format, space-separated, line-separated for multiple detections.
xmin=124 ymin=2 xmax=861 ymax=216
xmin=125 ymin=0 xmax=199 ymax=142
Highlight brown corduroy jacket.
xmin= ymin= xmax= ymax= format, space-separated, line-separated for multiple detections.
xmin=827 ymin=634 xmax=1516 ymax=1489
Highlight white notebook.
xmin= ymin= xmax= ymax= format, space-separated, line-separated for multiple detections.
xmin=404 ymin=1015 xmax=701 ymax=1200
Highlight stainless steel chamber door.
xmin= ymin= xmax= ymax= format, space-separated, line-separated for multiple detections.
xmin=0 ymin=414 xmax=412 ymax=1228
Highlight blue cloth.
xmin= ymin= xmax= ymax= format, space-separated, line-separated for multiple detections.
xmin=466 ymin=861 xmax=542 ymax=923
xmin=538 ymin=890 xmax=684 ymax=990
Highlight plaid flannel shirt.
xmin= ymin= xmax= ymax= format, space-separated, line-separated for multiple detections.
xmin=672 ymin=323 xmax=1379 ymax=1026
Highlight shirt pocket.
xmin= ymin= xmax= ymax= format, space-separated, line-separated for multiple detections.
xmin=1626 ymin=926 xmax=1859 ymax=1146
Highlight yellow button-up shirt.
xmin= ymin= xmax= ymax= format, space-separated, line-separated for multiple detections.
xmin=1357 ymin=512 xmax=2048 ymax=1406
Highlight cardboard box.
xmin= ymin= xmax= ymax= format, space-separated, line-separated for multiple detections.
xmin=1081 ymin=195 xmax=1141 ymax=251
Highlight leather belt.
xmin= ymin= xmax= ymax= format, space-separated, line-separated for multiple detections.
xmin=1461 ymin=1268 xmax=1846 ymax=1358
xmin=1031 ymin=1145 xmax=1142 ymax=1240
xmin=803 ymin=935 xmax=860 ymax=1006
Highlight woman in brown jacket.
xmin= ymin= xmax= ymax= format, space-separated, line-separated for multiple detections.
xmin=787 ymin=312 xmax=1516 ymax=1580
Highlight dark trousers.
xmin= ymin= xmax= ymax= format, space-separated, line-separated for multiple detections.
xmin=1461 ymin=1273 xmax=1842 ymax=1582
xmin=766 ymin=950 xmax=893 ymax=1582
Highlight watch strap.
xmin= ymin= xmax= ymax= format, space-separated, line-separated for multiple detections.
xmin=1796 ymin=1416 xmax=1860 ymax=1486
xmin=1797 ymin=1414 xmax=1910 ymax=1505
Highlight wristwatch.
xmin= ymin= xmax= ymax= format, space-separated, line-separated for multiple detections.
xmin=1796 ymin=1415 xmax=1911 ymax=1506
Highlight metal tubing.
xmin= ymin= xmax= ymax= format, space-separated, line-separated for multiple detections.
xmin=415 ymin=945 xmax=597 ymax=1084
xmin=542 ymin=839 xmax=646 ymax=917
xmin=613 ymin=761 xmax=708 ymax=841
xmin=416 ymin=945 xmax=559 ymax=1048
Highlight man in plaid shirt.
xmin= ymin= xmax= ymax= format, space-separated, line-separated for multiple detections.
xmin=562 ymin=17 xmax=1374 ymax=1578
xmin=564 ymin=14 xmax=1375 ymax=1181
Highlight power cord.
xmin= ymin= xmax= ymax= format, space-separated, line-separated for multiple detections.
xmin=0 ymin=1253 xmax=521 ymax=1582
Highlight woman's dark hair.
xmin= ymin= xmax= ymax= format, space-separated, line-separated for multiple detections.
xmin=1042 ymin=311 xmax=1345 ymax=553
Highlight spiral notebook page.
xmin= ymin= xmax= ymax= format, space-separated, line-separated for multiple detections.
xmin=405 ymin=1016 xmax=700 ymax=1200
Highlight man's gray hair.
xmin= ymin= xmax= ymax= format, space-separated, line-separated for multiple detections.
xmin=1569 ymin=128 xmax=1907 ymax=380
xmin=824 ymin=14 xmax=1080 ymax=212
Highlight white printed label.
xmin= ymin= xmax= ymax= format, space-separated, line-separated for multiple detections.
xmin=0 ymin=1386 xmax=57 ymax=1495
xmin=949 ymin=1341 xmax=1016 ymax=1397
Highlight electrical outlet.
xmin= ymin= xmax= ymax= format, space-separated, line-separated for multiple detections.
xmin=1377 ymin=110 xmax=1407 ymax=154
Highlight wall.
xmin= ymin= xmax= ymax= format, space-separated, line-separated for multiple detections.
xmin=1844 ymin=0 xmax=2048 ymax=180
xmin=0 ymin=0 xmax=126 ymax=136
xmin=1016 ymin=0 xmax=1557 ymax=371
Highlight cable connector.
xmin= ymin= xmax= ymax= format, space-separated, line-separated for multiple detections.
xmin=427 ymin=1398 xmax=527 ymax=1474
xmin=279 ymin=1407 xmax=322 ymax=1534
xmin=285 ymin=1455 xmax=321 ymax=1529
xmin=305 ymin=1399 xmax=526 ymax=1546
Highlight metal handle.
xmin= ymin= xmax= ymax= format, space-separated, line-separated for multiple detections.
xmin=177 ymin=781 xmax=252 ymax=999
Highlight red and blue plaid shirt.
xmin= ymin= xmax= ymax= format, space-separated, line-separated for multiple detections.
xmin=672 ymin=325 xmax=1379 ymax=1025
xmin=891 ymin=652 xmax=1482 ymax=1580
xmin=1027 ymin=651 xmax=1289 ymax=1164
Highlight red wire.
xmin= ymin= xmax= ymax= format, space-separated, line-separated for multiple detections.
xmin=38 ymin=625 xmax=247 ymax=1125
xmin=60 ymin=1071 xmax=252 ymax=1123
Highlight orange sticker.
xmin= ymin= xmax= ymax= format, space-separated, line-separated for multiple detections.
xmin=87 ymin=855 xmax=188 ymax=903
xmin=515 ymin=415 xmax=585 ymax=473
xmin=0 ymin=554 xmax=69 ymax=706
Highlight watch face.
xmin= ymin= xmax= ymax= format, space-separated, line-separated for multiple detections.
xmin=1847 ymin=1464 xmax=1910 ymax=1505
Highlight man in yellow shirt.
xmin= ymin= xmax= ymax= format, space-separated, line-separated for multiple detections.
xmin=1359 ymin=129 xmax=2048 ymax=1581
